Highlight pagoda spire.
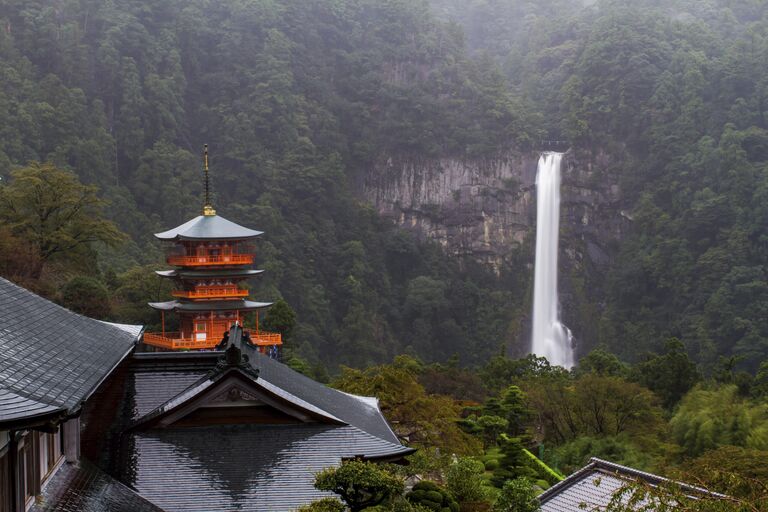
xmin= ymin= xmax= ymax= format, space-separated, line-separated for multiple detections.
xmin=203 ymin=144 xmax=216 ymax=216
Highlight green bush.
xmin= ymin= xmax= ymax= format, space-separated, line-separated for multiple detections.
xmin=493 ymin=478 xmax=539 ymax=512
xmin=297 ymin=497 xmax=346 ymax=512
xmin=445 ymin=458 xmax=490 ymax=505
xmin=406 ymin=481 xmax=459 ymax=512
xmin=484 ymin=460 xmax=500 ymax=471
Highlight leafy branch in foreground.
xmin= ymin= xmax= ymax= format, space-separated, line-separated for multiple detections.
xmin=603 ymin=474 xmax=767 ymax=512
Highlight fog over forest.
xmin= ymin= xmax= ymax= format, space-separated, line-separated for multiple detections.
xmin=2 ymin=1 xmax=768 ymax=508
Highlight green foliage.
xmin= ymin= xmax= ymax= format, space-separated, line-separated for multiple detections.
xmin=60 ymin=276 xmax=112 ymax=319
xmin=297 ymin=497 xmax=347 ymax=512
xmin=631 ymin=339 xmax=701 ymax=409
xmin=261 ymin=298 xmax=297 ymax=339
xmin=314 ymin=460 xmax=404 ymax=512
xmin=670 ymin=385 xmax=768 ymax=456
xmin=492 ymin=478 xmax=540 ymax=512
xmin=576 ymin=349 xmax=629 ymax=378
xmin=480 ymin=355 xmax=568 ymax=393
xmin=445 ymin=457 xmax=489 ymax=505
xmin=491 ymin=435 xmax=537 ymax=487
xmin=685 ymin=446 xmax=768 ymax=500
xmin=524 ymin=374 xmax=663 ymax=445
xmin=0 ymin=163 xmax=124 ymax=281
xmin=112 ymin=265 xmax=173 ymax=326
xmin=406 ymin=481 xmax=459 ymax=512
xmin=551 ymin=435 xmax=657 ymax=476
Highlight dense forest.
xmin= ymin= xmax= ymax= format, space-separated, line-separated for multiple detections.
xmin=1 ymin=1 xmax=768 ymax=372
xmin=2 ymin=0 xmax=767 ymax=375
xmin=0 ymin=0 xmax=542 ymax=369
xmin=1 ymin=0 xmax=768 ymax=508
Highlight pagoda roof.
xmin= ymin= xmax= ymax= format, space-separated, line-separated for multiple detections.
xmin=156 ymin=269 xmax=264 ymax=279
xmin=154 ymin=214 xmax=263 ymax=241
xmin=148 ymin=299 xmax=272 ymax=312
xmin=0 ymin=278 xmax=142 ymax=429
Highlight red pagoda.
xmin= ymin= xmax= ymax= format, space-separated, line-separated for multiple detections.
xmin=142 ymin=146 xmax=281 ymax=352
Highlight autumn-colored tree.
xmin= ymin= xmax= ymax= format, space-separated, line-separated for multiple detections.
xmin=332 ymin=356 xmax=481 ymax=455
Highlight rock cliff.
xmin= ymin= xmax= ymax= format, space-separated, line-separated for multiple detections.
xmin=362 ymin=149 xmax=630 ymax=354
xmin=363 ymin=150 xmax=626 ymax=272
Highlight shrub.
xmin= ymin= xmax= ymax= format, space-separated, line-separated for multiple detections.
xmin=406 ymin=481 xmax=459 ymax=512
xmin=446 ymin=458 xmax=488 ymax=504
xmin=297 ymin=497 xmax=346 ymax=512
xmin=493 ymin=478 xmax=539 ymax=512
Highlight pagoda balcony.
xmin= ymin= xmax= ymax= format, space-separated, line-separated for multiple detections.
xmin=167 ymin=254 xmax=254 ymax=266
xmin=171 ymin=287 xmax=249 ymax=299
xmin=143 ymin=330 xmax=282 ymax=350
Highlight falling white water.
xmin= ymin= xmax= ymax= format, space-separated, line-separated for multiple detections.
xmin=531 ymin=152 xmax=574 ymax=369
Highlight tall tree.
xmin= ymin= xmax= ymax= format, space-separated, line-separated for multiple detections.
xmin=0 ymin=162 xmax=124 ymax=279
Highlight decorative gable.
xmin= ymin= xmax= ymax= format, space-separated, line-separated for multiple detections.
xmin=133 ymin=369 xmax=344 ymax=430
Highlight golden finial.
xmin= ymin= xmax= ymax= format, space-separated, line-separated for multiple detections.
xmin=202 ymin=144 xmax=216 ymax=216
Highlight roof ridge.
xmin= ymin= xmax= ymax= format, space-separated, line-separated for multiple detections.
xmin=589 ymin=458 xmax=727 ymax=498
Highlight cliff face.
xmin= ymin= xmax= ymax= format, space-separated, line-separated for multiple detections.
xmin=362 ymin=149 xmax=629 ymax=354
xmin=363 ymin=153 xmax=540 ymax=270
xmin=363 ymin=151 xmax=626 ymax=270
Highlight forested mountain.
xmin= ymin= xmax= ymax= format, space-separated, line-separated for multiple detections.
xmin=431 ymin=0 xmax=768 ymax=370
xmin=0 ymin=0 xmax=540 ymax=368
xmin=1 ymin=0 xmax=768 ymax=374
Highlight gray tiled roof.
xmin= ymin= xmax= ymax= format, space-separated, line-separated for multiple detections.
xmin=31 ymin=459 xmax=165 ymax=512
xmin=243 ymin=344 xmax=402 ymax=444
xmin=155 ymin=269 xmax=264 ymax=279
xmin=147 ymin=299 xmax=272 ymax=311
xmin=0 ymin=278 xmax=141 ymax=426
xmin=539 ymin=458 xmax=725 ymax=512
xmin=125 ymin=424 xmax=411 ymax=512
xmin=154 ymin=214 xmax=263 ymax=241
xmin=129 ymin=350 xmax=401 ymax=444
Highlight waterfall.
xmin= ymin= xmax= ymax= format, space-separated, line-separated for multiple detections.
xmin=531 ymin=152 xmax=574 ymax=368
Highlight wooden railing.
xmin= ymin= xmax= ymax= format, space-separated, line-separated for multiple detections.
xmin=142 ymin=332 xmax=218 ymax=350
xmin=167 ymin=254 xmax=254 ymax=266
xmin=249 ymin=331 xmax=282 ymax=346
xmin=143 ymin=330 xmax=282 ymax=350
xmin=172 ymin=287 xmax=249 ymax=299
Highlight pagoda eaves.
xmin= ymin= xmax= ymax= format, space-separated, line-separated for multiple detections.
xmin=142 ymin=145 xmax=281 ymax=354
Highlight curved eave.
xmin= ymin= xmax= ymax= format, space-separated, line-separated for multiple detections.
xmin=148 ymin=300 xmax=273 ymax=312
xmin=155 ymin=269 xmax=265 ymax=279
xmin=154 ymin=215 xmax=264 ymax=241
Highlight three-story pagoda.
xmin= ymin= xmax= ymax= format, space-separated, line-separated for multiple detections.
xmin=143 ymin=146 xmax=281 ymax=352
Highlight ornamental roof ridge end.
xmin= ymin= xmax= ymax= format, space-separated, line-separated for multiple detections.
xmin=210 ymin=323 xmax=260 ymax=379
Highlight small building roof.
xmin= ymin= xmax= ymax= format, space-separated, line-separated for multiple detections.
xmin=539 ymin=457 xmax=726 ymax=512
xmin=30 ymin=459 xmax=164 ymax=512
xmin=147 ymin=299 xmax=272 ymax=312
xmin=0 ymin=278 xmax=142 ymax=429
xmin=154 ymin=214 xmax=263 ymax=241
